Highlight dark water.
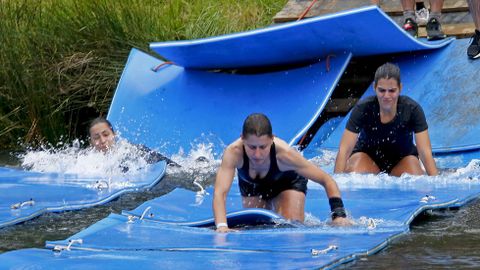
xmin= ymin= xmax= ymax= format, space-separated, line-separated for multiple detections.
xmin=342 ymin=203 xmax=480 ymax=269
xmin=1 ymin=151 xmax=480 ymax=269
xmin=0 ymin=151 xmax=20 ymax=167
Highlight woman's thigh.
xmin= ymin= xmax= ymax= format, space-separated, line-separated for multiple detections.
xmin=272 ymin=189 xmax=306 ymax=222
xmin=346 ymin=152 xmax=381 ymax=174
xmin=390 ymin=155 xmax=424 ymax=177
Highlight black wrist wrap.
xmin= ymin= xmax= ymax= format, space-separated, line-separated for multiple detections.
xmin=329 ymin=197 xmax=347 ymax=219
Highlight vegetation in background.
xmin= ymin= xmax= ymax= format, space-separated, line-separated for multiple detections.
xmin=0 ymin=0 xmax=286 ymax=149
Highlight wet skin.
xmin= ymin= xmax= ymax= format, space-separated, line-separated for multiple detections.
xmin=89 ymin=123 xmax=115 ymax=152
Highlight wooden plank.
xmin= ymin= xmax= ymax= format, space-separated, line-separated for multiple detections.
xmin=383 ymin=0 xmax=470 ymax=15
xmin=390 ymin=11 xmax=473 ymax=25
xmin=418 ymin=22 xmax=476 ymax=38
xmin=273 ymin=0 xmax=377 ymax=23
xmin=272 ymin=0 xmax=474 ymax=38
xmin=273 ymin=0 xmax=469 ymax=23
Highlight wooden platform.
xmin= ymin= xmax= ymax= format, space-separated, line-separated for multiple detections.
xmin=273 ymin=0 xmax=475 ymax=38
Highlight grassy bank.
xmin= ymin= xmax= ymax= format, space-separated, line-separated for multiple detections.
xmin=0 ymin=0 xmax=286 ymax=149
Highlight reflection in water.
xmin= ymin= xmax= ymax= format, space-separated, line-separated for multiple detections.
xmin=1 ymin=147 xmax=480 ymax=268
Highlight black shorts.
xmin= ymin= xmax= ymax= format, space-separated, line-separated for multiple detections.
xmin=352 ymin=147 xmax=419 ymax=174
xmin=238 ymin=175 xmax=308 ymax=201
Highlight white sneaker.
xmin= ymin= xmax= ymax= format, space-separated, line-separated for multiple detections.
xmin=415 ymin=7 xmax=429 ymax=26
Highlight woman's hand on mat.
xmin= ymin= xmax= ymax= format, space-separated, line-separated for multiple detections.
xmin=216 ymin=226 xmax=237 ymax=233
xmin=331 ymin=217 xmax=354 ymax=226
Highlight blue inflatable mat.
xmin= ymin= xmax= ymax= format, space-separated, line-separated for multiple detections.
xmin=315 ymin=38 xmax=480 ymax=163
xmin=150 ymin=6 xmax=452 ymax=69
xmin=0 ymin=162 xmax=166 ymax=229
xmin=125 ymin=175 xmax=480 ymax=227
xmin=0 ymin=231 xmax=400 ymax=270
xmin=107 ymin=48 xmax=351 ymax=156
xmin=121 ymin=186 xmax=282 ymax=227
xmin=2 ymin=176 xmax=479 ymax=269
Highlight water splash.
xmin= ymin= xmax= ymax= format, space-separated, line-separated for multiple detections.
xmin=450 ymin=159 xmax=480 ymax=179
xmin=168 ymin=143 xmax=221 ymax=189
xmin=308 ymin=149 xmax=337 ymax=169
xmin=19 ymin=138 xmax=152 ymax=178
xmin=16 ymin=138 xmax=222 ymax=191
xmin=307 ymin=149 xmax=480 ymax=188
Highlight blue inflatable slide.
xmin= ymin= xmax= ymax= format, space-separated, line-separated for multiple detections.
xmin=1 ymin=5 xmax=480 ymax=269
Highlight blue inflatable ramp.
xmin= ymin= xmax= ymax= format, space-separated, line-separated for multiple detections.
xmin=0 ymin=162 xmax=166 ymax=229
xmin=315 ymin=38 xmax=480 ymax=167
xmin=107 ymin=48 xmax=351 ymax=156
xmin=2 ymin=175 xmax=480 ymax=269
xmin=150 ymin=6 xmax=452 ymax=69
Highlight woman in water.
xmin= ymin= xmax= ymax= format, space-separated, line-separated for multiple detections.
xmin=213 ymin=113 xmax=351 ymax=232
xmin=334 ymin=63 xmax=438 ymax=176
xmin=88 ymin=117 xmax=178 ymax=166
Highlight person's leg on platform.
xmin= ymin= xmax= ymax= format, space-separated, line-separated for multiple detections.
xmin=402 ymin=0 xmax=419 ymax=37
xmin=468 ymin=0 xmax=480 ymax=59
xmin=416 ymin=1 xmax=429 ymax=25
xmin=426 ymin=0 xmax=446 ymax=40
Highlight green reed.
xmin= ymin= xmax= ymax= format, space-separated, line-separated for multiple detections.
xmin=0 ymin=0 xmax=286 ymax=149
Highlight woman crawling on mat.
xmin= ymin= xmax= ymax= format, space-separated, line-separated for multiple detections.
xmin=213 ymin=113 xmax=352 ymax=233
xmin=88 ymin=117 xmax=178 ymax=167
xmin=334 ymin=62 xmax=438 ymax=177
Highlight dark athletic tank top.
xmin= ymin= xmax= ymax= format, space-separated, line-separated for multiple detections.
xmin=237 ymin=143 xmax=299 ymax=184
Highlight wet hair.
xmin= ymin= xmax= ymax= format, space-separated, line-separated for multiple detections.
xmin=374 ymin=62 xmax=401 ymax=87
xmin=242 ymin=113 xmax=273 ymax=138
xmin=88 ymin=117 xmax=114 ymax=135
